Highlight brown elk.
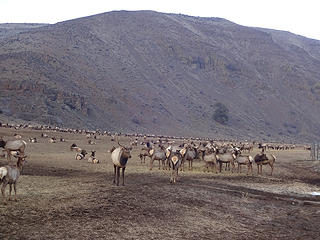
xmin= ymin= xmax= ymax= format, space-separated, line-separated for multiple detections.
xmin=0 ymin=155 xmax=27 ymax=205
xmin=148 ymin=145 xmax=167 ymax=170
xmin=254 ymin=149 xmax=276 ymax=175
xmin=0 ymin=138 xmax=27 ymax=163
xmin=110 ymin=142 xmax=132 ymax=186
xmin=201 ymin=147 xmax=218 ymax=173
xmin=167 ymin=148 xmax=182 ymax=184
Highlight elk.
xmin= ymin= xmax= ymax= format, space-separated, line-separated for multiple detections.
xmin=48 ymin=137 xmax=56 ymax=143
xmin=88 ymin=150 xmax=99 ymax=164
xmin=167 ymin=148 xmax=182 ymax=184
xmin=138 ymin=147 xmax=150 ymax=164
xmin=0 ymin=155 xmax=27 ymax=205
xmin=254 ymin=149 xmax=276 ymax=175
xmin=234 ymin=150 xmax=254 ymax=175
xmin=110 ymin=142 xmax=132 ymax=186
xmin=216 ymin=148 xmax=236 ymax=173
xmin=201 ymin=147 xmax=218 ymax=173
xmin=0 ymin=138 xmax=27 ymax=163
xmin=180 ymin=144 xmax=201 ymax=171
xmin=149 ymin=145 xmax=167 ymax=170
xmin=70 ymin=143 xmax=81 ymax=152
xmin=75 ymin=149 xmax=87 ymax=160
xmin=29 ymin=137 xmax=37 ymax=143
xmin=13 ymin=133 xmax=22 ymax=139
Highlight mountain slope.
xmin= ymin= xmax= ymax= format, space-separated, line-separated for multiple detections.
xmin=1 ymin=11 xmax=320 ymax=141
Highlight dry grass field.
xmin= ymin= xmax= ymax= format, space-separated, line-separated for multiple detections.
xmin=1 ymin=127 xmax=320 ymax=240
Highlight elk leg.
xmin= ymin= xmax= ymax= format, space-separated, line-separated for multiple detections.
xmin=270 ymin=163 xmax=273 ymax=176
xmin=150 ymin=158 xmax=154 ymax=171
xmin=116 ymin=167 xmax=120 ymax=186
xmin=174 ymin=169 xmax=178 ymax=183
xmin=9 ymin=184 xmax=12 ymax=201
xmin=170 ymin=168 xmax=174 ymax=183
xmin=122 ymin=167 xmax=126 ymax=186
xmin=113 ymin=165 xmax=116 ymax=184
xmin=13 ymin=183 xmax=17 ymax=202
xmin=1 ymin=183 xmax=7 ymax=205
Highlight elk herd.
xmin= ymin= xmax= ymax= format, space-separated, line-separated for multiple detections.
xmin=0 ymin=124 xmax=304 ymax=205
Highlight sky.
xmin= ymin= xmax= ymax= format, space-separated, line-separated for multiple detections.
xmin=1 ymin=0 xmax=320 ymax=40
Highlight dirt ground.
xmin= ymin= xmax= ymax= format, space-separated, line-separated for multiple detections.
xmin=0 ymin=128 xmax=320 ymax=240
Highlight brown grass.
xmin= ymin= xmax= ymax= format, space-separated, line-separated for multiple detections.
xmin=0 ymin=127 xmax=320 ymax=240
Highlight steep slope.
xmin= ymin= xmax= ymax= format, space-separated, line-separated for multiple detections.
xmin=1 ymin=11 xmax=320 ymax=141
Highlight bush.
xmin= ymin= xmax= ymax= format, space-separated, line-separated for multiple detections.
xmin=213 ymin=103 xmax=229 ymax=125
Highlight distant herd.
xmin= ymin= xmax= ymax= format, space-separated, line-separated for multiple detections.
xmin=0 ymin=122 xmax=308 ymax=205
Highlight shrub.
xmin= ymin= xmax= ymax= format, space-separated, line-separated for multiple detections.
xmin=213 ymin=103 xmax=229 ymax=125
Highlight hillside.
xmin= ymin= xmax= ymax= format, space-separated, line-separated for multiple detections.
xmin=1 ymin=11 xmax=320 ymax=141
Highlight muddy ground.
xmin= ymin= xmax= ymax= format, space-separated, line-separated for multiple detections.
xmin=0 ymin=128 xmax=320 ymax=240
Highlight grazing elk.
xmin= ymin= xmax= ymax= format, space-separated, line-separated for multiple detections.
xmin=0 ymin=138 xmax=27 ymax=163
xmin=0 ymin=155 xmax=27 ymax=205
xmin=110 ymin=142 xmax=132 ymax=186
xmin=254 ymin=149 xmax=276 ymax=175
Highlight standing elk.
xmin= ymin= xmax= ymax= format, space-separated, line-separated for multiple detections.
xmin=0 ymin=138 xmax=27 ymax=163
xmin=216 ymin=149 xmax=236 ymax=173
xmin=138 ymin=147 xmax=150 ymax=164
xmin=149 ymin=145 xmax=167 ymax=170
xmin=167 ymin=148 xmax=182 ymax=184
xmin=110 ymin=142 xmax=132 ymax=186
xmin=254 ymin=150 xmax=276 ymax=175
xmin=201 ymin=148 xmax=218 ymax=173
xmin=180 ymin=144 xmax=201 ymax=171
xmin=0 ymin=155 xmax=27 ymax=205
xmin=234 ymin=149 xmax=254 ymax=175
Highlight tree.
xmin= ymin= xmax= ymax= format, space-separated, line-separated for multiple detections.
xmin=213 ymin=103 xmax=229 ymax=125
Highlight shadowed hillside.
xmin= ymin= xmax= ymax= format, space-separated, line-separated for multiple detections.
xmin=1 ymin=11 xmax=320 ymax=141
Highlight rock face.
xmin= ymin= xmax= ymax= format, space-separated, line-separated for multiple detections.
xmin=1 ymin=11 xmax=320 ymax=141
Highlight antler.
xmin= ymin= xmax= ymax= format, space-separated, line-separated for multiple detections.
xmin=117 ymin=141 xmax=125 ymax=148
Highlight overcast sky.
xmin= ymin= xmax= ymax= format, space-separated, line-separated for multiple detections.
xmin=1 ymin=0 xmax=319 ymax=40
